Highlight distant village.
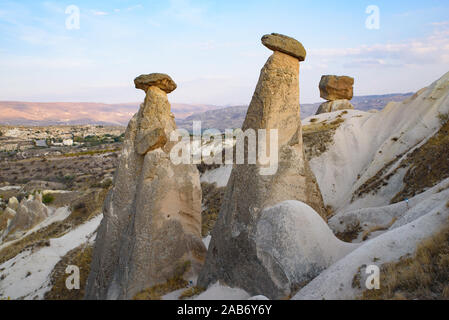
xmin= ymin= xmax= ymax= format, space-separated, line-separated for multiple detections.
xmin=0 ymin=125 xmax=125 ymax=152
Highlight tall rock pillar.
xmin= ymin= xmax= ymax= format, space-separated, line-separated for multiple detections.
xmin=85 ymin=73 xmax=206 ymax=300
xmin=198 ymin=33 xmax=326 ymax=298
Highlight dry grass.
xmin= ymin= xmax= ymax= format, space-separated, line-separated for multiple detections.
xmin=335 ymin=220 xmax=362 ymax=242
xmin=303 ymin=116 xmax=346 ymax=161
xmin=361 ymin=222 xmax=449 ymax=300
xmin=179 ymin=286 xmax=206 ymax=300
xmin=44 ymin=245 xmax=93 ymax=300
xmin=353 ymin=113 xmax=449 ymax=204
xmin=133 ymin=261 xmax=191 ymax=300
xmin=352 ymin=153 xmax=407 ymax=202
xmin=201 ymin=182 xmax=225 ymax=237
xmin=392 ymin=118 xmax=449 ymax=203
xmin=0 ymin=188 xmax=107 ymax=265
xmin=361 ymin=217 xmax=397 ymax=241
xmin=438 ymin=112 xmax=449 ymax=125
xmin=303 ymin=117 xmax=344 ymax=134
xmin=325 ymin=205 xmax=335 ymax=219
xmin=0 ymin=221 xmax=71 ymax=264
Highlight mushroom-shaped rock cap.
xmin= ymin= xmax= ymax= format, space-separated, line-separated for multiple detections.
xmin=319 ymin=75 xmax=354 ymax=101
xmin=134 ymin=73 xmax=177 ymax=94
xmin=261 ymin=33 xmax=306 ymax=61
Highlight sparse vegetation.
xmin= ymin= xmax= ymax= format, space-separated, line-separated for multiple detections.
xmin=0 ymin=221 xmax=71 ymax=264
xmin=335 ymin=220 xmax=362 ymax=242
xmin=352 ymin=265 xmax=365 ymax=289
xmin=179 ymin=286 xmax=206 ymax=299
xmin=325 ymin=205 xmax=335 ymax=219
xmin=361 ymin=223 xmax=449 ymax=300
xmin=0 ymin=188 xmax=106 ymax=264
xmin=201 ymin=182 xmax=225 ymax=237
xmin=303 ymin=116 xmax=346 ymax=161
xmin=361 ymin=217 xmax=397 ymax=241
xmin=42 ymin=193 xmax=55 ymax=204
xmin=133 ymin=261 xmax=192 ymax=300
xmin=352 ymin=152 xmax=408 ymax=202
xmin=45 ymin=245 xmax=93 ymax=300
xmin=61 ymin=148 xmax=119 ymax=158
xmin=391 ymin=118 xmax=449 ymax=203
xmin=330 ymin=118 xmax=345 ymax=126
xmin=438 ymin=112 xmax=449 ymax=125
xmin=91 ymin=178 xmax=113 ymax=189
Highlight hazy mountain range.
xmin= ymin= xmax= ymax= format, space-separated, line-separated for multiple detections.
xmin=0 ymin=101 xmax=220 ymax=127
xmin=176 ymin=93 xmax=414 ymax=131
xmin=0 ymin=93 xmax=413 ymax=129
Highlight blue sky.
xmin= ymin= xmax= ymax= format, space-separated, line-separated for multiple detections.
xmin=0 ymin=0 xmax=449 ymax=105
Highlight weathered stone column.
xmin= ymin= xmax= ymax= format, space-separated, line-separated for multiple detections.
xmin=198 ymin=33 xmax=326 ymax=299
xmin=85 ymin=73 xmax=206 ymax=300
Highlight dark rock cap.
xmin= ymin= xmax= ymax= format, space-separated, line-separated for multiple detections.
xmin=134 ymin=73 xmax=177 ymax=94
xmin=261 ymin=33 xmax=306 ymax=61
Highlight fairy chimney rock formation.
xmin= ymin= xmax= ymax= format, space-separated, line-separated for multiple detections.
xmin=316 ymin=75 xmax=354 ymax=114
xmin=198 ymin=34 xmax=326 ymax=299
xmin=85 ymin=73 xmax=205 ymax=300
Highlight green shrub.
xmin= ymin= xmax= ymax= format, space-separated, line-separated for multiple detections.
xmin=42 ymin=193 xmax=55 ymax=204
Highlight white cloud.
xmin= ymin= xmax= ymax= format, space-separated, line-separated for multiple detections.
xmin=166 ymin=0 xmax=207 ymax=25
xmin=92 ymin=10 xmax=109 ymax=16
xmin=430 ymin=21 xmax=449 ymax=26
xmin=308 ymin=26 xmax=449 ymax=68
xmin=127 ymin=5 xmax=143 ymax=11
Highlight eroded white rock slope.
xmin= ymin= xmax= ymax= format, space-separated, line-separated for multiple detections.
xmin=195 ymin=71 xmax=449 ymax=300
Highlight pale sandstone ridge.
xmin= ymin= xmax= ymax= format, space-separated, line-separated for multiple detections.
xmin=261 ymin=33 xmax=306 ymax=61
xmin=316 ymin=75 xmax=355 ymax=115
xmin=85 ymin=73 xmax=205 ymax=300
xmin=198 ymin=35 xmax=326 ymax=299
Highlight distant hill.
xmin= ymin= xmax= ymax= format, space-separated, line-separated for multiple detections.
xmin=177 ymin=93 xmax=414 ymax=131
xmin=0 ymin=101 xmax=221 ymax=127
xmin=0 ymin=93 xmax=413 ymax=128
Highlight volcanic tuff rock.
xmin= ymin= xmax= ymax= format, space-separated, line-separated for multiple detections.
xmin=316 ymin=99 xmax=354 ymax=115
xmin=7 ymin=196 xmax=19 ymax=211
xmin=198 ymin=35 xmax=326 ymax=299
xmin=255 ymin=201 xmax=357 ymax=292
xmin=0 ymin=207 xmax=16 ymax=234
xmin=85 ymin=74 xmax=205 ymax=300
xmin=1 ymin=194 xmax=48 ymax=241
xmin=261 ymin=33 xmax=306 ymax=61
xmin=319 ymin=75 xmax=354 ymax=101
